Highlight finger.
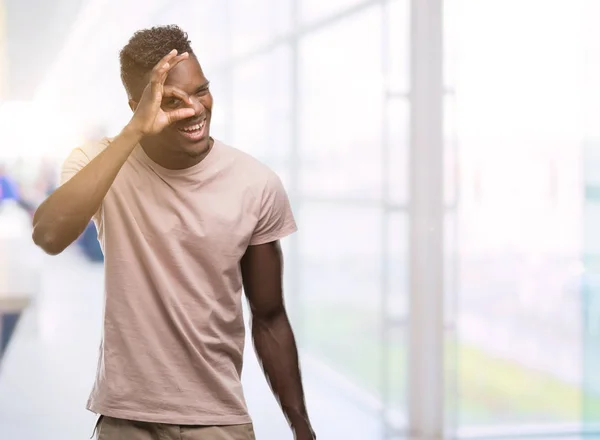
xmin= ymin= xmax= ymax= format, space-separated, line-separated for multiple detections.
xmin=149 ymin=49 xmax=181 ymax=84
xmin=154 ymin=49 xmax=179 ymax=73
xmin=149 ymin=64 xmax=171 ymax=95
xmin=163 ymin=86 xmax=192 ymax=106
xmin=166 ymin=108 xmax=196 ymax=124
xmin=160 ymin=52 xmax=189 ymax=79
xmin=151 ymin=52 xmax=190 ymax=87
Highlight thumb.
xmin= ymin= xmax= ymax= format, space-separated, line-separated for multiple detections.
xmin=166 ymin=108 xmax=196 ymax=124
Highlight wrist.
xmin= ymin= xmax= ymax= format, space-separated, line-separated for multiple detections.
xmin=287 ymin=412 xmax=313 ymax=434
xmin=292 ymin=422 xmax=316 ymax=440
xmin=120 ymin=123 xmax=144 ymax=144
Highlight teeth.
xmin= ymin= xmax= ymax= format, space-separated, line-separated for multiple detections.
xmin=181 ymin=119 xmax=206 ymax=133
xmin=181 ymin=120 xmax=206 ymax=132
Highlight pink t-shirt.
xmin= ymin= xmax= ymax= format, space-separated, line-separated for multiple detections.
xmin=60 ymin=138 xmax=297 ymax=425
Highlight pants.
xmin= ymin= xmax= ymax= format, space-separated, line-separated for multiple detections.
xmin=94 ymin=416 xmax=256 ymax=440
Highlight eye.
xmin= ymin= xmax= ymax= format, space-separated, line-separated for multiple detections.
xmin=196 ymin=87 xmax=210 ymax=96
xmin=164 ymin=98 xmax=181 ymax=108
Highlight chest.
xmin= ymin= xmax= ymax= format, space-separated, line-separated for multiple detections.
xmin=101 ymin=167 xmax=258 ymax=260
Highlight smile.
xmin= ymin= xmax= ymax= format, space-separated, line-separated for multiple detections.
xmin=178 ymin=119 xmax=207 ymax=140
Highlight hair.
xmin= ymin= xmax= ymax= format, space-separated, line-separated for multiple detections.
xmin=119 ymin=25 xmax=194 ymax=99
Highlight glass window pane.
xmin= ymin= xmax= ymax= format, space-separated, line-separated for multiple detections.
xmin=444 ymin=208 xmax=459 ymax=323
xmin=299 ymin=204 xmax=386 ymax=401
xmin=443 ymin=0 xmax=460 ymax=90
xmin=207 ymin=73 xmax=230 ymax=141
xmin=383 ymin=323 xmax=408 ymax=430
xmin=582 ymin=199 xmax=600 ymax=426
xmin=186 ymin=0 xmax=232 ymax=69
xmin=445 ymin=211 xmax=460 ymax=432
xmin=386 ymin=0 xmax=410 ymax=94
xmin=231 ymin=0 xmax=292 ymax=57
xmin=299 ymin=205 xmax=407 ymax=433
xmin=300 ymin=0 xmax=365 ymax=25
xmin=293 ymin=210 xmax=410 ymax=429
xmin=447 ymin=0 xmax=588 ymax=431
xmin=231 ymin=45 xmax=292 ymax=169
xmin=387 ymin=98 xmax=409 ymax=205
xmin=583 ymin=0 xmax=600 ymax=140
xmin=583 ymin=1 xmax=600 ymax=421
xmin=445 ymin=95 xmax=458 ymax=208
xmin=383 ymin=213 xmax=409 ymax=424
xmin=298 ymin=6 xmax=383 ymax=199
xmin=449 ymin=0 xmax=581 ymax=141
xmin=386 ymin=213 xmax=409 ymax=321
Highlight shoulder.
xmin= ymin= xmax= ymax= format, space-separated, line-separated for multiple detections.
xmin=63 ymin=137 xmax=112 ymax=165
xmin=60 ymin=137 xmax=112 ymax=184
xmin=216 ymin=140 xmax=281 ymax=187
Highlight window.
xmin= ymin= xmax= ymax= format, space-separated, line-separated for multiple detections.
xmin=298 ymin=203 xmax=408 ymax=414
xmin=446 ymin=0 xmax=590 ymax=432
xmin=231 ymin=45 xmax=293 ymax=172
xmin=298 ymin=6 xmax=383 ymax=200
xmin=300 ymin=0 xmax=368 ymax=25
xmin=386 ymin=98 xmax=409 ymax=205
xmin=386 ymin=0 xmax=410 ymax=95
xmin=231 ymin=0 xmax=292 ymax=57
xmin=186 ymin=0 xmax=232 ymax=70
xmin=582 ymin=0 xmax=600 ymax=426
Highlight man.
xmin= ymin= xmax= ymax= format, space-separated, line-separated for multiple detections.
xmin=32 ymin=25 xmax=315 ymax=440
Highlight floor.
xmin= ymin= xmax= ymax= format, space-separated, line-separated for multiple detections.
xmin=0 ymin=247 xmax=381 ymax=440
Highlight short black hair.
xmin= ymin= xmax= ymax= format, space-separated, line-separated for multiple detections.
xmin=120 ymin=25 xmax=194 ymax=99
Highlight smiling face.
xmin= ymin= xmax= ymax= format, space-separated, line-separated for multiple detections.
xmin=132 ymin=55 xmax=214 ymax=166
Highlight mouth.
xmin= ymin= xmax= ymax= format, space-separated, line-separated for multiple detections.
xmin=177 ymin=118 xmax=207 ymax=141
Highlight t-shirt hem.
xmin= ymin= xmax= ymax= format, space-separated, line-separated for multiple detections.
xmin=249 ymin=223 xmax=298 ymax=246
xmin=87 ymin=402 xmax=252 ymax=425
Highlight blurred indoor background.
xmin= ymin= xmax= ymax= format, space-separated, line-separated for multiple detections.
xmin=1 ymin=0 xmax=600 ymax=439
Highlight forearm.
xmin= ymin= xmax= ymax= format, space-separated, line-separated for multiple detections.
xmin=252 ymin=309 xmax=312 ymax=434
xmin=32 ymin=125 xmax=141 ymax=254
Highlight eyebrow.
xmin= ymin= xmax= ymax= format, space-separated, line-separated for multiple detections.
xmin=195 ymin=81 xmax=210 ymax=93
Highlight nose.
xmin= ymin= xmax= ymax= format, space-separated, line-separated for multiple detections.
xmin=187 ymin=94 xmax=206 ymax=116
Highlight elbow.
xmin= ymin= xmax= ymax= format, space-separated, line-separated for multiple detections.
xmin=32 ymin=225 xmax=66 ymax=255
xmin=253 ymin=305 xmax=287 ymax=326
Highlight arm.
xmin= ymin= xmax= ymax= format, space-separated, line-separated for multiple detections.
xmin=241 ymin=241 xmax=315 ymax=440
xmin=32 ymin=49 xmax=195 ymax=255
xmin=32 ymin=128 xmax=141 ymax=254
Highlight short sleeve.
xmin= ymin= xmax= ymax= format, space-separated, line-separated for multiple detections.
xmin=60 ymin=147 xmax=92 ymax=185
xmin=249 ymin=173 xmax=298 ymax=246
xmin=59 ymin=146 xmax=103 ymax=223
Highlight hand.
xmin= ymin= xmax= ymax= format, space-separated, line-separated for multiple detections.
xmin=128 ymin=49 xmax=195 ymax=136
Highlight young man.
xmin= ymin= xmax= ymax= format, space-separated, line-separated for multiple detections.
xmin=32 ymin=25 xmax=315 ymax=440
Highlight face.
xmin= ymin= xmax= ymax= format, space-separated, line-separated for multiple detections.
xmin=140 ymin=55 xmax=213 ymax=159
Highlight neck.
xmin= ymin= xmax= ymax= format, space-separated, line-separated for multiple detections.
xmin=140 ymin=137 xmax=214 ymax=170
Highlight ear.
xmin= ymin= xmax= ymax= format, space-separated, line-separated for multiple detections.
xmin=128 ymin=99 xmax=138 ymax=112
